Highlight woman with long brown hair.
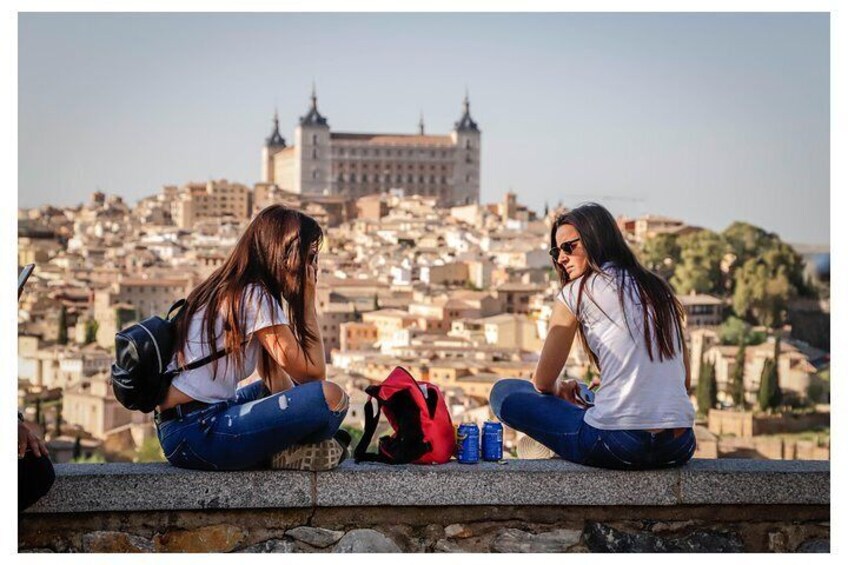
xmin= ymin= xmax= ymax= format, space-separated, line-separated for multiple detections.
xmin=155 ymin=204 xmax=349 ymax=471
xmin=490 ymin=203 xmax=696 ymax=469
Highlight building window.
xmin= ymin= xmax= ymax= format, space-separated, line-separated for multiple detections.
xmin=312 ymin=134 xmax=318 ymax=145
xmin=312 ymin=170 xmax=319 ymax=180
xmin=466 ymin=174 xmax=471 ymax=183
xmin=312 ymin=148 xmax=318 ymax=159
xmin=465 ymin=140 xmax=472 ymax=149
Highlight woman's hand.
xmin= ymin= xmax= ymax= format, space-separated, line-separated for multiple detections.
xmin=18 ymin=421 xmax=49 ymax=459
xmin=555 ymin=379 xmax=590 ymax=409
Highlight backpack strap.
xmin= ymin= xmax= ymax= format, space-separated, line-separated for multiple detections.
xmin=166 ymin=299 xmax=186 ymax=321
xmin=354 ymin=396 xmax=392 ymax=464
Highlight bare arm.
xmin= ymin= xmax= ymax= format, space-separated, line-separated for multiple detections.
xmin=254 ymin=265 xmax=326 ymax=387
xmin=681 ymin=335 xmax=692 ymax=392
xmin=533 ymin=299 xmax=580 ymax=395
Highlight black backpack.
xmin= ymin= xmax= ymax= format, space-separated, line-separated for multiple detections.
xmin=110 ymin=299 xmax=227 ymax=413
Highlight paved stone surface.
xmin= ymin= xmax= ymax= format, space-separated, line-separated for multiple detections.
xmin=82 ymin=531 xmax=153 ymax=553
xmin=286 ymin=526 xmax=344 ymax=548
xmin=332 ymin=529 xmax=402 ymax=553
xmin=584 ymin=523 xmax=745 ymax=552
xmin=26 ymin=463 xmax=312 ymax=513
xmin=23 ymin=459 xmax=830 ymax=514
xmin=236 ymin=539 xmax=295 ymax=553
xmin=316 ymin=460 xmax=679 ymax=506
xmin=491 ymin=528 xmax=583 ymax=552
xmin=679 ymin=459 xmax=830 ymax=505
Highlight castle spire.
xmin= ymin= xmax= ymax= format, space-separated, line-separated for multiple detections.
xmin=454 ymin=90 xmax=480 ymax=133
xmin=299 ymin=83 xmax=328 ymax=127
xmin=265 ymin=108 xmax=286 ymax=148
xmin=418 ymin=111 xmax=425 ymax=135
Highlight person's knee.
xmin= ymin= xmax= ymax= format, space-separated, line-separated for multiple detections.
xmin=489 ymin=378 xmax=525 ymax=417
xmin=321 ymin=381 xmax=348 ymax=413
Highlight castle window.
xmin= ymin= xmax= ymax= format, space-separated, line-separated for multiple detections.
xmin=312 ymin=134 xmax=318 ymax=145
xmin=465 ymin=155 xmax=472 ymax=164
xmin=465 ymin=140 xmax=472 ymax=149
xmin=339 ymin=148 xmax=345 ymax=157
xmin=466 ymin=174 xmax=471 ymax=183
xmin=396 ymin=174 xmax=403 ymax=183
xmin=312 ymin=148 xmax=318 ymax=159
xmin=407 ymin=174 xmax=413 ymax=182
xmin=429 ymin=176 xmax=435 ymax=183
xmin=312 ymin=170 xmax=319 ymax=180
xmin=419 ymin=175 xmax=424 ymax=183
xmin=440 ymin=176 xmax=447 ymax=184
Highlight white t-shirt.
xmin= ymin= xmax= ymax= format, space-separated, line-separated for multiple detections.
xmin=168 ymin=284 xmax=290 ymax=403
xmin=558 ymin=263 xmax=695 ymax=430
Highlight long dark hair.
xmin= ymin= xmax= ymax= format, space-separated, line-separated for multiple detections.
xmin=174 ymin=204 xmax=323 ymax=379
xmin=551 ymin=203 xmax=685 ymax=369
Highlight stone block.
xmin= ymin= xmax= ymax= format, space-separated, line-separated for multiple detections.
xmin=26 ymin=463 xmax=312 ymax=513
xmin=583 ymin=523 xmax=745 ymax=552
xmin=445 ymin=523 xmax=473 ymax=539
xmin=286 ymin=526 xmax=344 ymax=548
xmin=332 ymin=529 xmax=402 ymax=553
xmin=153 ymin=524 xmax=245 ymax=553
xmin=679 ymin=459 xmax=830 ymax=505
xmin=82 ymin=531 xmax=153 ymax=553
xmin=236 ymin=539 xmax=295 ymax=553
xmin=316 ymin=460 xmax=679 ymax=506
xmin=491 ymin=528 xmax=583 ymax=552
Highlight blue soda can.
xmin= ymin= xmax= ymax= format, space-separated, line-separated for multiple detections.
xmin=482 ymin=421 xmax=504 ymax=461
xmin=456 ymin=423 xmax=480 ymax=464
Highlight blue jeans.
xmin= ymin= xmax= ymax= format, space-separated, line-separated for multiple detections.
xmin=490 ymin=379 xmax=696 ymax=470
xmin=156 ymin=380 xmax=347 ymax=471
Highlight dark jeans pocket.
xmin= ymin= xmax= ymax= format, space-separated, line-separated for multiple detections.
xmin=164 ymin=438 xmax=220 ymax=471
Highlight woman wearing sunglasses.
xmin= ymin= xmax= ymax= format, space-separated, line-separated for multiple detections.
xmin=155 ymin=204 xmax=350 ymax=471
xmin=490 ymin=203 xmax=696 ymax=469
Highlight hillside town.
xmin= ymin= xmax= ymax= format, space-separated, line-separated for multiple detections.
xmin=17 ymin=181 xmax=831 ymax=464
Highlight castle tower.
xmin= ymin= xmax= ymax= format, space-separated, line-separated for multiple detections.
xmin=261 ymin=110 xmax=287 ymax=183
xmin=294 ymin=84 xmax=332 ymax=194
xmin=450 ymin=92 xmax=481 ymax=205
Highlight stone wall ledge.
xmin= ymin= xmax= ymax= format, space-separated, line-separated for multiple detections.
xmin=27 ymin=458 xmax=829 ymax=514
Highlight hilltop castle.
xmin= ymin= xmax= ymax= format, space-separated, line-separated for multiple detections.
xmin=261 ymin=87 xmax=481 ymax=206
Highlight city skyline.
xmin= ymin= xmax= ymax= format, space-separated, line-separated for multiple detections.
xmin=19 ymin=12 xmax=829 ymax=244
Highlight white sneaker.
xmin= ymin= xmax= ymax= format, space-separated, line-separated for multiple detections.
xmin=270 ymin=438 xmax=346 ymax=471
xmin=516 ymin=435 xmax=555 ymax=459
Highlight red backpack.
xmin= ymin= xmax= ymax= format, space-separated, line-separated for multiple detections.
xmin=354 ymin=366 xmax=456 ymax=465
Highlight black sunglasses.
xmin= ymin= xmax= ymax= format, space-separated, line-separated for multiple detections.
xmin=549 ymin=237 xmax=581 ymax=260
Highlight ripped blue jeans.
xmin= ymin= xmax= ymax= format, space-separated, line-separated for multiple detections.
xmin=490 ymin=379 xmax=696 ymax=470
xmin=156 ymin=380 xmax=347 ymax=471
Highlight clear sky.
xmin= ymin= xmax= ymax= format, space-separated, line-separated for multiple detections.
xmin=18 ymin=12 xmax=829 ymax=245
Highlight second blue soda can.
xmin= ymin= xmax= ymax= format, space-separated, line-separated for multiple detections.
xmin=456 ymin=423 xmax=480 ymax=464
xmin=482 ymin=421 xmax=503 ymax=461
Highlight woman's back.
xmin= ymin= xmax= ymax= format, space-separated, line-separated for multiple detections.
xmin=559 ymin=263 xmax=695 ymax=430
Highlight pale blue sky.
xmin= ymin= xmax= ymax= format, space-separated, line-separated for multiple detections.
xmin=18 ymin=13 xmax=829 ymax=244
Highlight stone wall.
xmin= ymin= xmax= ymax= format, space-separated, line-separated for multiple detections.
xmin=20 ymin=459 xmax=830 ymax=553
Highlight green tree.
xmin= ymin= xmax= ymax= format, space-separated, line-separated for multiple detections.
xmin=639 ymin=233 xmax=681 ymax=281
xmin=84 ymin=318 xmax=99 ymax=345
xmin=722 ymin=222 xmax=778 ymax=271
xmin=72 ymin=435 xmax=82 ymax=460
xmin=732 ymin=254 xmax=796 ymax=328
xmin=696 ymin=358 xmax=718 ymax=416
xmin=53 ymin=402 xmax=63 ymax=437
xmin=729 ymin=345 xmax=747 ymax=409
xmin=671 ymin=230 xmax=724 ymax=295
xmin=719 ymin=316 xmax=766 ymax=346
xmin=135 ymin=437 xmax=166 ymax=463
xmin=757 ymin=337 xmax=783 ymax=411
xmin=57 ymin=305 xmax=69 ymax=345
